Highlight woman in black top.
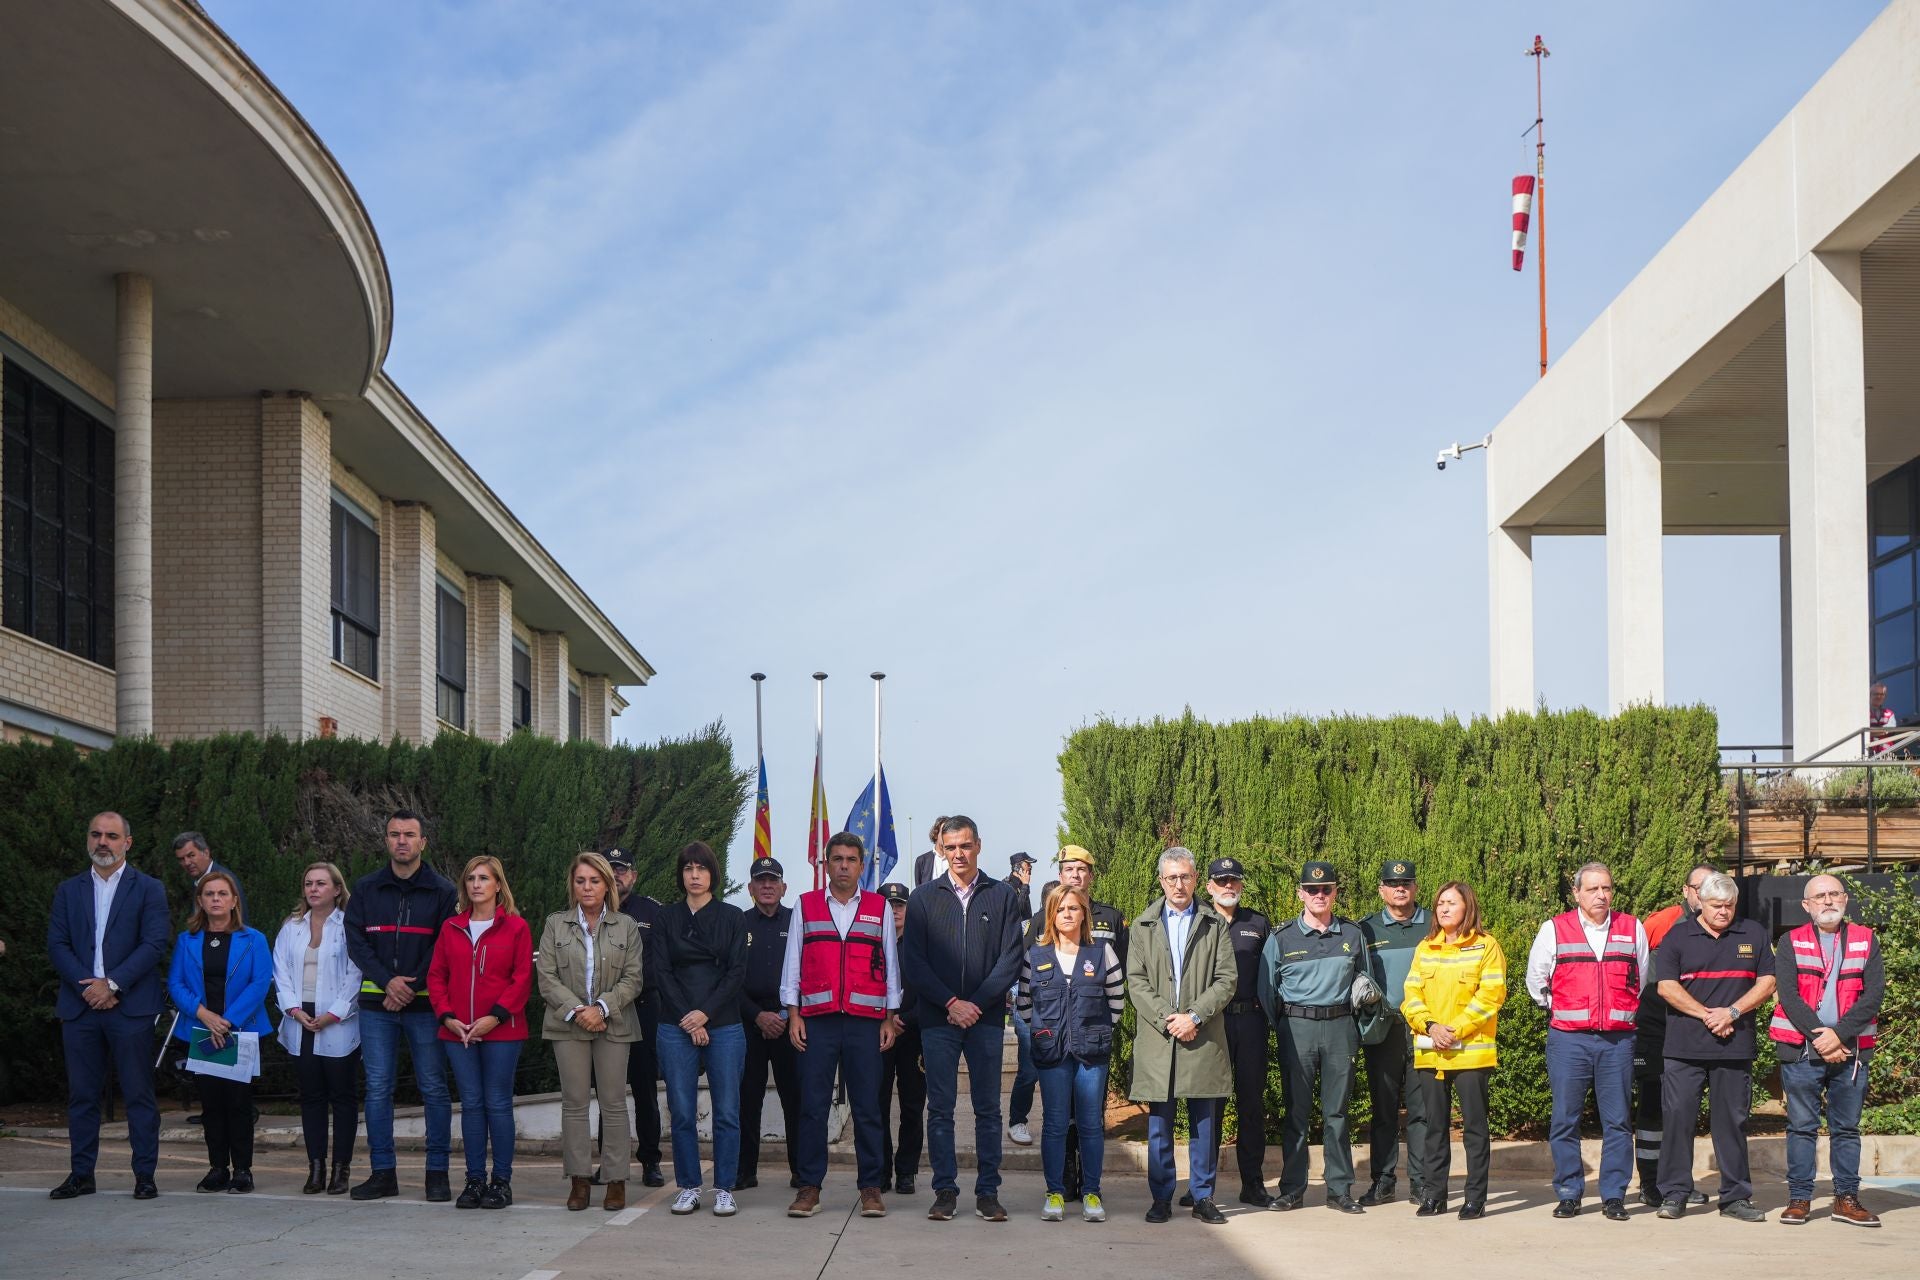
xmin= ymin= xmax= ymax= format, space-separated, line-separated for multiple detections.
xmin=656 ymin=842 xmax=749 ymax=1217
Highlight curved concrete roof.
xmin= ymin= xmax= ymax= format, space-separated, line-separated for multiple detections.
xmin=0 ymin=0 xmax=391 ymax=398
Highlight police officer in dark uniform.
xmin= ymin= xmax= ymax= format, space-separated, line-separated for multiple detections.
xmin=606 ymin=848 xmax=666 ymax=1187
xmin=1357 ymin=858 xmax=1427 ymax=1207
xmin=876 ymin=881 xmax=924 ymax=1195
xmin=1182 ymin=856 xmax=1275 ymax=1208
xmin=739 ymin=856 xmax=803 ymax=1190
xmin=1026 ymin=845 xmax=1129 ymax=1198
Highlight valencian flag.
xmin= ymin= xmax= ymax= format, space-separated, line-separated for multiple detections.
xmin=845 ymin=766 xmax=899 ymax=892
xmin=806 ymin=749 xmax=831 ymax=885
xmin=752 ymin=756 xmax=772 ymax=864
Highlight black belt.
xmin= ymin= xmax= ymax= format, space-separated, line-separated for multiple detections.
xmin=1225 ymin=1000 xmax=1260 ymax=1016
xmin=1283 ymin=1003 xmax=1351 ymax=1021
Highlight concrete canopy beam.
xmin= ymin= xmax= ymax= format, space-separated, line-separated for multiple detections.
xmin=1605 ymin=420 xmax=1665 ymax=712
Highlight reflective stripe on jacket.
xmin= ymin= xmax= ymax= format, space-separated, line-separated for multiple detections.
xmin=1768 ymin=921 xmax=1878 ymax=1049
xmin=1548 ymin=910 xmax=1640 ymax=1032
xmin=1401 ymin=930 xmax=1507 ymax=1075
xmin=797 ymin=889 xmax=890 ymax=1018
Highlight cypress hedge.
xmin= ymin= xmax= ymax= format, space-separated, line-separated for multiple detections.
xmin=1058 ymin=705 xmax=1730 ymax=1137
xmin=0 ymin=726 xmax=749 ymax=1102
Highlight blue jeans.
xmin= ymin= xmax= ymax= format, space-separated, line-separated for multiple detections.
xmin=657 ymin=1021 xmax=746 ymax=1190
xmin=922 ymin=1020 xmax=1006 ymax=1196
xmin=1545 ymin=1028 xmax=1634 ymax=1201
xmin=1038 ymin=1055 xmax=1109 ymax=1196
xmin=444 ymin=1038 xmax=521 ymax=1182
xmin=795 ymin=1014 xmax=886 ymax=1189
xmin=1782 ymin=1049 xmax=1872 ymax=1200
xmin=1009 ymin=1009 xmax=1037 ymax=1127
xmin=360 ymin=1007 xmax=451 ymax=1172
xmin=1148 ymin=1097 xmax=1220 ymax=1205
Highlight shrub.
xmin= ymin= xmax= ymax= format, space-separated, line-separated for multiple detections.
xmin=1845 ymin=874 xmax=1920 ymax=1110
xmin=1820 ymin=767 xmax=1920 ymax=807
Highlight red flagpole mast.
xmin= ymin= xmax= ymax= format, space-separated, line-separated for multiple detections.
xmin=1529 ymin=34 xmax=1550 ymax=378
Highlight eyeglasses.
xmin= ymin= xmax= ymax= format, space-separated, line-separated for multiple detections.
xmin=1301 ymin=885 xmax=1335 ymax=896
xmin=1160 ymin=873 xmax=1195 ymax=884
xmin=1806 ymin=891 xmax=1847 ymax=904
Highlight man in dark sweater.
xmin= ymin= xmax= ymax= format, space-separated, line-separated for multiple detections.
xmin=739 ymin=857 xmax=802 ymax=1190
xmin=900 ymin=815 xmax=1025 ymax=1224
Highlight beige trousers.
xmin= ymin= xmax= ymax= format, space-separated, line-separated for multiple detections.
xmin=553 ymin=1036 xmax=631 ymax=1180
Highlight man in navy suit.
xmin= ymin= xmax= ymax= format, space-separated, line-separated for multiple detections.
xmin=46 ymin=811 xmax=171 ymax=1200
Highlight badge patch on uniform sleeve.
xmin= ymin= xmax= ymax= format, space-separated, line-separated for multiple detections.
xmin=1736 ymin=943 xmax=1754 ymax=957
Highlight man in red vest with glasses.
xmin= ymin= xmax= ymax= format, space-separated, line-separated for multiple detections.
xmin=1524 ymin=861 xmax=1649 ymax=1222
xmin=781 ymin=831 xmax=901 ymax=1220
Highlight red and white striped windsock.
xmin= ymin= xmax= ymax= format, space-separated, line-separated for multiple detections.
xmin=1511 ymin=174 xmax=1536 ymax=271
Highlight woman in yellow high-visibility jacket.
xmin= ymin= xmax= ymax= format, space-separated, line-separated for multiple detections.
xmin=1400 ymin=881 xmax=1506 ymax=1221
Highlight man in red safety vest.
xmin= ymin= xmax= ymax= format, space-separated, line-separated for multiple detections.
xmin=781 ymin=831 xmax=901 ymax=1221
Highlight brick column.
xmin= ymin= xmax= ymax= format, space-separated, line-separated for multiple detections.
xmin=387 ymin=502 xmax=438 ymax=743
xmin=581 ymin=673 xmax=614 ymax=745
xmin=468 ymin=575 xmax=514 ymax=741
xmin=260 ymin=395 xmax=331 ymax=738
xmin=114 ymin=274 xmax=154 ymax=737
xmin=530 ymin=630 xmax=569 ymax=740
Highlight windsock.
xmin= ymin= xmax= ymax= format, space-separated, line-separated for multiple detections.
xmin=1511 ymin=174 xmax=1536 ymax=271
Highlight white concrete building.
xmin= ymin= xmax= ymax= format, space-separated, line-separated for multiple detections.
xmin=0 ymin=0 xmax=651 ymax=749
xmin=1485 ymin=0 xmax=1920 ymax=761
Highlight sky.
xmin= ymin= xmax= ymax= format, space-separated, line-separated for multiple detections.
xmin=208 ymin=0 xmax=1889 ymax=892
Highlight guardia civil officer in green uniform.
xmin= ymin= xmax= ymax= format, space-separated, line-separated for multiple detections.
xmin=1357 ymin=858 xmax=1428 ymax=1206
xmin=1257 ymin=860 xmax=1367 ymax=1213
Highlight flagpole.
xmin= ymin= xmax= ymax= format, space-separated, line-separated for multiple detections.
xmin=871 ymin=672 xmax=885 ymax=887
xmin=1529 ymin=34 xmax=1550 ymax=378
xmin=751 ymin=671 xmax=766 ymax=775
xmin=813 ymin=671 xmax=827 ymax=892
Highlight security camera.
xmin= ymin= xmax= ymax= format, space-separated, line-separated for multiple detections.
xmin=1436 ymin=454 xmax=1448 ymax=472
xmin=1433 ymin=435 xmax=1490 ymax=473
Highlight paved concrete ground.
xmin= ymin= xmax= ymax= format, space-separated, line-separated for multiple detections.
xmin=3 ymin=1133 xmax=1915 ymax=1280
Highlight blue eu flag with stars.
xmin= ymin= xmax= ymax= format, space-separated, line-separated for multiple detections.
xmin=844 ymin=766 xmax=899 ymax=891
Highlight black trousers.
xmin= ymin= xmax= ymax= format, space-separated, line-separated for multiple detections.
xmin=1658 ymin=1057 xmax=1752 ymax=1205
xmin=879 ymin=1020 xmax=925 ymax=1185
xmin=1631 ymin=1050 xmax=1664 ymax=1196
xmin=200 ymin=1075 xmax=255 ymax=1173
xmin=626 ymin=1004 xmax=662 ymax=1166
xmin=1214 ymin=1010 xmax=1271 ymax=1193
xmin=296 ymin=1011 xmax=359 ymax=1165
xmin=740 ymin=1018 xmax=801 ymax=1180
xmin=1411 ymin=1067 xmax=1491 ymax=1204
xmin=1362 ymin=1017 xmax=1424 ymax=1195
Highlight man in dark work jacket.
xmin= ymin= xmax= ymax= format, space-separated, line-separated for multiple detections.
xmin=900 ymin=815 xmax=1025 ymax=1223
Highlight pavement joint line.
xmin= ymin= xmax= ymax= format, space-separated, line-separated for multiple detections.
xmin=516 ymin=1272 xmax=561 ymax=1280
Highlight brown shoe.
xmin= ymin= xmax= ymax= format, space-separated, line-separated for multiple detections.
xmin=1831 ymin=1194 xmax=1880 ymax=1227
xmin=788 ymin=1185 xmax=822 ymax=1218
xmin=1779 ymin=1199 xmax=1810 ymax=1225
xmin=859 ymin=1187 xmax=887 ymax=1218
xmin=567 ymin=1177 xmax=591 ymax=1212
xmin=603 ymin=1181 xmax=626 ymax=1212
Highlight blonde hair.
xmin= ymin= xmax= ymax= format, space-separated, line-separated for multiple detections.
xmin=458 ymin=855 xmax=518 ymax=916
xmin=288 ymin=861 xmax=350 ymax=919
xmin=187 ymin=869 xmax=246 ymax=934
xmin=568 ymin=852 xmax=621 ymax=909
xmin=1039 ymin=884 xmax=1092 ymax=948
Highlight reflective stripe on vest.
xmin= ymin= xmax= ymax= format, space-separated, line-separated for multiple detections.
xmin=1767 ymin=922 xmax=1877 ymax=1049
xmin=796 ymin=890 xmax=890 ymax=1019
xmin=1547 ymin=910 xmax=1640 ymax=1033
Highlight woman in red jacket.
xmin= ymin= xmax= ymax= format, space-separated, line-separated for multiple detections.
xmin=429 ymin=855 xmax=532 ymax=1209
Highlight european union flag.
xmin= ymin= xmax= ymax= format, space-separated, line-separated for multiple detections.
xmin=844 ymin=766 xmax=899 ymax=891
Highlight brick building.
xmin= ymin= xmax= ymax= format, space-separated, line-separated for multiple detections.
xmin=0 ymin=0 xmax=651 ymax=750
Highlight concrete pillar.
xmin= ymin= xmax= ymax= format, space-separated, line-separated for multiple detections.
xmin=468 ymin=576 xmax=514 ymax=742
xmin=1604 ymin=419 xmax=1665 ymax=713
xmin=387 ymin=502 xmax=439 ymax=743
xmin=1785 ymin=250 xmax=1870 ymax=761
xmin=531 ymin=631 xmax=570 ymax=741
xmin=260 ymin=397 xmax=331 ymax=739
xmin=113 ymin=274 xmax=153 ymax=738
xmin=1489 ymin=525 xmax=1535 ymax=716
xmin=1779 ymin=533 xmax=1794 ymax=747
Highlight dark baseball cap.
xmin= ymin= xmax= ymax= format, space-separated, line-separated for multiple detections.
xmin=1010 ymin=852 xmax=1036 ymax=870
xmin=603 ymin=847 xmax=635 ymax=871
xmin=749 ymin=856 xmax=784 ymax=880
xmin=1379 ymin=859 xmax=1416 ymax=883
xmin=1207 ymin=857 xmax=1247 ymax=882
xmin=1299 ymin=860 xmax=1338 ymax=886
xmin=880 ymin=882 xmax=910 ymax=905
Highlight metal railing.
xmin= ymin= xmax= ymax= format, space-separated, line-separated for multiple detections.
xmin=1722 ymin=724 xmax=1920 ymax=874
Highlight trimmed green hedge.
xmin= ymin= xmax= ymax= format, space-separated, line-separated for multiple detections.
xmin=1059 ymin=706 xmax=1730 ymax=1137
xmin=0 ymin=726 xmax=749 ymax=1101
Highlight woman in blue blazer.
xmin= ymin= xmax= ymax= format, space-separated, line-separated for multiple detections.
xmin=168 ymin=870 xmax=273 ymax=1193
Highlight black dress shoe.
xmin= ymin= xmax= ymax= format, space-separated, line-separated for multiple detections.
xmin=1328 ymin=1194 xmax=1366 ymax=1214
xmin=424 ymin=1170 xmax=452 ymax=1203
xmin=1238 ymin=1188 xmax=1275 ymax=1208
xmin=894 ymin=1176 xmax=915 ymax=1196
xmin=350 ymin=1168 xmax=399 ymax=1201
xmin=1553 ymin=1198 xmax=1581 ymax=1218
xmin=1458 ymin=1202 xmax=1485 ymax=1220
xmin=49 ymin=1174 xmax=96 ymax=1200
xmin=1145 ymin=1199 xmax=1173 ymax=1223
xmin=1416 ymin=1197 xmax=1448 ymax=1217
xmin=196 ymin=1168 xmax=231 ymax=1193
xmin=132 ymin=1177 xmax=157 ymax=1200
xmin=1638 ymin=1187 xmax=1663 ymax=1209
xmin=227 ymin=1171 xmax=254 ymax=1194
xmin=328 ymin=1163 xmax=351 ymax=1195
xmin=1601 ymin=1198 xmax=1629 ymax=1221
xmin=1358 ymin=1181 xmax=1396 ymax=1207
xmin=1687 ymin=1190 xmax=1709 ymax=1206
xmin=1270 ymin=1192 xmax=1303 ymax=1211
xmin=1191 ymin=1198 xmax=1227 ymax=1225
xmin=641 ymin=1165 xmax=666 ymax=1188
xmin=1178 ymin=1191 xmax=1194 ymax=1207
xmin=456 ymin=1176 xmax=486 ymax=1209
xmin=733 ymin=1174 xmax=759 ymax=1190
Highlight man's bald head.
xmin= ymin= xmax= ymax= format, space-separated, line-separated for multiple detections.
xmin=1803 ymin=874 xmax=1848 ymax=929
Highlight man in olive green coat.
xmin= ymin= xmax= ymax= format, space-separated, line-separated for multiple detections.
xmin=1127 ymin=846 xmax=1238 ymax=1225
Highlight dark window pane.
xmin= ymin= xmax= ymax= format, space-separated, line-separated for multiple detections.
xmin=32 ymin=579 xmax=58 ymax=645
xmin=32 ymin=517 xmax=58 ymax=578
xmin=92 ymin=547 xmax=112 ymax=603
xmin=94 ymin=602 xmax=113 ymax=666
xmin=514 ymin=684 xmax=531 ymax=728
xmin=569 ymin=688 xmax=581 ymax=741
xmin=1875 ymin=611 xmax=1916 ymax=675
xmin=64 ymin=471 xmax=92 ymax=540
xmin=31 ymin=452 xmax=60 ymax=517
xmin=63 ymin=410 xmax=91 ymax=470
xmin=436 ymin=588 xmax=466 ymax=687
xmin=2 ymin=568 xmax=26 ymax=630
xmin=30 ymin=393 xmax=58 ymax=456
xmin=2 ymin=502 xmax=27 ymax=571
xmin=1874 ymin=471 xmax=1915 ymax=556
xmin=64 ymin=592 xmax=90 ymax=657
xmin=1882 ymin=669 xmax=1917 ymax=723
xmin=93 ymin=495 xmax=112 ymax=553
xmin=333 ymin=613 xmax=376 ymax=680
xmin=1874 ymin=554 xmax=1914 ymax=618
xmin=2 ymin=434 xmax=26 ymax=503
xmin=331 ymin=502 xmax=379 ymax=631
xmin=64 ymin=533 xmax=89 ymax=593
xmin=94 ymin=420 xmax=115 ymax=475
xmin=2 ymin=367 xmax=23 ymax=432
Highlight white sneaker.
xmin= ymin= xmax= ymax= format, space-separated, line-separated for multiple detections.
xmin=671 ymin=1187 xmax=702 ymax=1215
xmin=1082 ymin=1194 xmax=1106 ymax=1223
xmin=712 ymin=1189 xmax=737 ymax=1217
xmin=1041 ymin=1193 xmax=1064 ymax=1222
xmin=1008 ymin=1122 xmax=1034 ymax=1146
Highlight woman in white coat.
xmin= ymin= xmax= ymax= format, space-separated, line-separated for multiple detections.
xmin=273 ymin=861 xmax=364 ymax=1194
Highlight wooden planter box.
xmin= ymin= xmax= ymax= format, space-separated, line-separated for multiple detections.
xmin=1809 ymin=808 xmax=1920 ymax=863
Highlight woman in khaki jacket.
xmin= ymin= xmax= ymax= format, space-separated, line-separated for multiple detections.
xmin=536 ymin=851 xmax=644 ymax=1212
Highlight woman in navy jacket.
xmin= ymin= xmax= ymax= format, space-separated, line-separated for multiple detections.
xmin=167 ymin=870 xmax=273 ymax=1193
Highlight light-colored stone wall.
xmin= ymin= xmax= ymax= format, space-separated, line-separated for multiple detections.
xmin=386 ymin=502 xmax=438 ymax=743
xmin=469 ymin=576 xmax=514 ymax=741
xmin=530 ymin=631 xmax=569 ymax=740
xmin=0 ymin=631 xmax=116 ymax=735
xmin=152 ymin=399 xmax=264 ymax=739
xmin=259 ymin=397 xmax=332 ymax=739
xmin=581 ymin=673 xmax=614 ymax=745
xmin=0 ymin=290 xmax=115 ymax=408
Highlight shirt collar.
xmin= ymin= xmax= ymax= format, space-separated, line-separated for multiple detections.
xmin=1296 ymin=913 xmax=1341 ymax=936
xmin=1164 ymin=900 xmax=1197 ymax=920
xmin=1377 ymin=906 xmax=1427 ymax=927
xmin=94 ymin=862 xmax=127 ymax=888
